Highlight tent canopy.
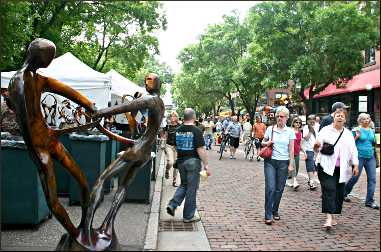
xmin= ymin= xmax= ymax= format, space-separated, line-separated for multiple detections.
xmin=107 ymin=69 xmax=146 ymax=98
xmin=38 ymin=52 xmax=111 ymax=90
xmin=1 ymin=71 xmax=16 ymax=88
xmin=1 ymin=52 xmax=111 ymax=109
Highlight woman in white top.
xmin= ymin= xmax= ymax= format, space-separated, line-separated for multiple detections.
xmin=302 ymin=115 xmax=320 ymax=190
xmin=314 ymin=109 xmax=359 ymax=230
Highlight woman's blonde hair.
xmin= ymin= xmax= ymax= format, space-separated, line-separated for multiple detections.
xmin=170 ymin=111 xmax=178 ymax=118
xmin=357 ymin=113 xmax=371 ymax=125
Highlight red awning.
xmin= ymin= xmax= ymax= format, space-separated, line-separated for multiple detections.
xmin=304 ymin=68 xmax=380 ymax=99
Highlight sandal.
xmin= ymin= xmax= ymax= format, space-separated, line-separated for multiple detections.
xmin=265 ymin=219 xmax=273 ymax=225
xmin=322 ymin=222 xmax=332 ymax=230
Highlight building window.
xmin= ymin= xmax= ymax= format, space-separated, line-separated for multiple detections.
xmin=364 ymin=48 xmax=376 ymax=65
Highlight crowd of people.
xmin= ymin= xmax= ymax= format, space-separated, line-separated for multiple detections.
xmin=160 ymin=102 xmax=379 ymax=228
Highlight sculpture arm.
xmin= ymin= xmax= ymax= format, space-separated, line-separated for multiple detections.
xmin=95 ymin=97 xmax=151 ymax=119
xmin=40 ymin=74 xmax=95 ymax=112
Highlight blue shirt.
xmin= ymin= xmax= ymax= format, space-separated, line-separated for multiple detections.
xmin=227 ymin=122 xmax=241 ymax=138
xmin=352 ymin=127 xmax=375 ymax=159
xmin=265 ymin=126 xmax=296 ymax=160
xmin=222 ymin=119 xmax=231 ymax=130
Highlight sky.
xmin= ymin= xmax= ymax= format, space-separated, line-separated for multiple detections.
xmin=155 ymin=1 xmax=259 ymax=73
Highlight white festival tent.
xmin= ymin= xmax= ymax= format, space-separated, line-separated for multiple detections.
xmin=107 ymin=69 xmax=145 ymax=101
xmin=1 ymin=52 xmax=111 ymax=127
xmin=107 ymin=69 xmax=146 ymax=124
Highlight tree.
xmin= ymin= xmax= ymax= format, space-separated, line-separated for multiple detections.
xmin=0 ymin=1 xmax=167 ymax=78
xmin=133 ymin=55 xmax=173 ymax=85
xmin=174 ymin=38 xmax=237 ymax=116
xmin=132 ymin=55 xmax=173 ymax=95
xmin=247 ymin=1 xmax=378 ymax=102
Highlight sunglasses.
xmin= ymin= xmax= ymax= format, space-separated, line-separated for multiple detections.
xmin=294 ymin=122 xmax=301 ymax=124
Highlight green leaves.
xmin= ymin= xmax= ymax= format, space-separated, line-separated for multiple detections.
xmin=0 ymin=1 xmax=167 ymax=77
xmin=247 ymin=1 xmax=379 ymax=100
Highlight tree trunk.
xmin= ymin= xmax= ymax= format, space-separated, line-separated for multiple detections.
xmin=228 ymin=98 xmax=235 ymax=115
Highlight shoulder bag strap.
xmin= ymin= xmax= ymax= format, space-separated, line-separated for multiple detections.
xmin=333 ymin=129 xmax=344 ymax=147
xmin=271 ymin=126 xmax=274 ymax=141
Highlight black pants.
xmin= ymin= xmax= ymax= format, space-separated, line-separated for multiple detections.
xmin=317 ymin=164 xmax=345 ymax=214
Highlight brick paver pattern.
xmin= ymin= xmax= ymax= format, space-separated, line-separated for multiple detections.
xmin=198 ymin=145 xmax=380 ymax=251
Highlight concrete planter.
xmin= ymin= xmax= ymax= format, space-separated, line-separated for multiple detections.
xmin=104 ymin=138 xmax=117 ymax=194
xmin=68 ymin=133 xmax=108 ymax=205
xmin=1 ymin=140 xmax=50 ymax=225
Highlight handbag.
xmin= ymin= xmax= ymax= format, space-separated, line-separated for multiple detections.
xmin=259 ymin=126 xmax=274 ymax=159
xmin=320 ymin=129 xmax=344 ymax=155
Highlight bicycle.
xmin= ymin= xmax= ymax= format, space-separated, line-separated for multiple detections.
xmin=218 ymin=132 xmax=230 ymax=160
xmin=244 ymin=136 xmax=256 ymax=161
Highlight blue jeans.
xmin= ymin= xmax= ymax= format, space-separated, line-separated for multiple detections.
xmin=264 ymin=159 xmax=289 ymax=220
xmin=305 ymin=151 xmax=316 ymax=173
xmin=168 ymin=158 xmax=201 ymax=219
xmin=204 ymin=133 xmax=214 ymax=150
xmin=344 ymin=156 xmax=377 ymax=205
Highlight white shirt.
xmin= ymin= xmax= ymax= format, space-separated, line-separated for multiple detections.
xmin=302 ymin=124 xmax=319 ymax=151
xmin=315 ymin=124 xmax=358 ymax=183
xmin=243 ymin=121 xmax=252 ymax=134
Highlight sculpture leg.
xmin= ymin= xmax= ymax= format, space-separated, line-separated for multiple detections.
xmin=52 ymin=142 xmax=90 ymax=229
xmin=35 ymin=149 xmax=79 ymax=238
xmin=100 ymin=160 xmax=149 ymax=236
xmin=84 ymin=156 xmax=133 ymax=246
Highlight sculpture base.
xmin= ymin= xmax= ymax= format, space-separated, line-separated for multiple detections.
xmin=56 ymin=233 xmax=121 ymax=251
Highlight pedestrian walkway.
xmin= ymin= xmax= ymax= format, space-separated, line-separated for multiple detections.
xmin=155 ymin=153 xmax=211 ymax=251
xmin=195 ymin=146 xmax=380 ymax=251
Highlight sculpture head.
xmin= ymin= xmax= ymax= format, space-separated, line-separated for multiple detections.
xmin=25 ymin=38 xmax=56 ymax=72
xmin=144 ymin=73 xmax=161 ymax=94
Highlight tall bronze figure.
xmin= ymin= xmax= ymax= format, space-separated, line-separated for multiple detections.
xmin=7 ymin=38 xmax=101 ymax=244
xmin=82 ymin=73 xmax=164 ymax=250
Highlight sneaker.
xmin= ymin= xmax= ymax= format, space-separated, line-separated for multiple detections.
xmin=166 ymin=205 xmax=175 ymax=217
xmin=257 ymin=156 xmax=260 ymax=162
xmin=309 ymin=180 xmax=317 ymax=190
xmin=343 ymin=196 xmax=351 ymax=202
xmin=183 ymin=215 xmax=201 ymax=223
xmin=229 ymin=155 xmax=233 ymax=159
xmin=273 ymin=214 xmax=280 ymax=221
xmin=293 ymin=180 xmax=299 ymax=190
xmin=286 ymin=179 xmax=293 ymax=187
xmin=365 ymin=202 xmax=380 ymax=210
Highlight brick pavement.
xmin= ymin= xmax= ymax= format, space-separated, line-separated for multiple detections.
xmin=197 ymin=145 xmax=380 ymax=251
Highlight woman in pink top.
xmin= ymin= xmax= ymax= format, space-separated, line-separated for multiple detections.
xmin=286 ymin=117 xmax=306 ymax=190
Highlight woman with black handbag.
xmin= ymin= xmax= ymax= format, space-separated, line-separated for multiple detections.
xmin=314 ymin=109 xmax=359 ymax=230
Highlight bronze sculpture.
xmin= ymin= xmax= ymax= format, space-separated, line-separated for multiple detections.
xmin=7 ymin=38 xmax=164 ymax=250
xmin=82 ymin=73 xmax=164 ymax=250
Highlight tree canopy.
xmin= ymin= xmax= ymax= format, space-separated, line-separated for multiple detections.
xmin=0 ymin=1 xmax=167 ymax=81
xmin=172 ymin=1 xmax=379 ymax=117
